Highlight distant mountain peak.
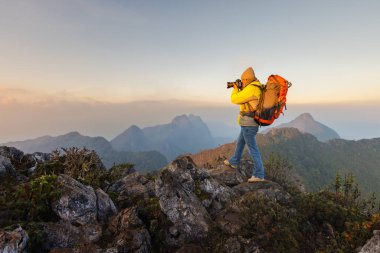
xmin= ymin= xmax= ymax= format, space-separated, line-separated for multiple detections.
xmin=125 ymin=125 xmax=142 ymax=133
xmin=172 ymin=114 xmax=191 ymax=125
xmin=64 ymin=131 xmax=81 ymax=137
xmin=267 ymin=113 xmax=340 ymax=142
xmin=296 ymin=113 xmax=314 ymax=121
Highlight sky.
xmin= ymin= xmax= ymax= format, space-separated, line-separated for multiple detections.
xmin=1 ymin=0 xmax=380 ymax=142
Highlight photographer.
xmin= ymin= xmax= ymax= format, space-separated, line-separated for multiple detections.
xmin=224 ymin=67 xmax=265 ymax=182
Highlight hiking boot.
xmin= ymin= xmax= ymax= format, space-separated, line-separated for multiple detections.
xmin=223 ymin=160 xmax=237 ymax=169
xmin=247 ymin=176 xmax=265 ymax=183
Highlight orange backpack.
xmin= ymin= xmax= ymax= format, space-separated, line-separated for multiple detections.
xmin=254 ymin=75 xmax=292 ymax=126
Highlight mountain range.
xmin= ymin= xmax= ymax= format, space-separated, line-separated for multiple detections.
xmin=2 ymin=114 xmax=217 ymax=170
xmin=2 ymin=131 xmax=167 ymax=172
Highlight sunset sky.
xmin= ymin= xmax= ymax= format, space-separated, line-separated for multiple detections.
xmin=1 ymin=0 xmax=380 ymax=142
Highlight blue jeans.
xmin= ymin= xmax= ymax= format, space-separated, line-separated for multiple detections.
xmin=229 ymin=126 xmax=265 ymax=179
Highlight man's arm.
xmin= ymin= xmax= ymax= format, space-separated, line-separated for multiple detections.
xmin=231 ymin=85 xmax=257 ymax=104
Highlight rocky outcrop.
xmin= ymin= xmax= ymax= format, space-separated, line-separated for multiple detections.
xmin=0 ymin=226 xmax=29 ymax=253
xmin=221 ymin=236 xmax=261 ymax=253
xmin=105 ymin=207 xmax=152 ymax=253
xmin=155 ymin=157 xmax=213 ymax=246
xmin=41 ymin=222 xmax=101 ymax=250
xmin=0 ymin=155 xmax=16 ymax=179
xmin=360 ymin=230 xmax=380 ymax=253
xmin=215 ymin=180 xmax=291 ymax=236
xmin=107 ymin=172 xmax=155 ymax=209
xmin=155 ymin=156 xmax=236 ymax=247
xmin=96 ymin=189 xmax=118 ymax=224
xmin=53 ymin=174 xmax=117 ymax=226
xmin=208 ymin=160 xmax=253 ymax=187
xmin=0 ymin=146 xmax=24 ymax=162
xmin=53 ymin=174 xmax=99 ymax=225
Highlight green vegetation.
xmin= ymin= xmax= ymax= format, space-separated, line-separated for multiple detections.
xmin=238 ymin=171 xmax=380 ymax=253
xmin=264 ymin=153 xmax=301 ymax=190
xmin=258 ymin=128 xmax=380 ymax=197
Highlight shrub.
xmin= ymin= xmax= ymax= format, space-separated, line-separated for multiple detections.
xmin=34 ymin=147 xmax=108 ymax=189
xmin=240 ymin=194 xmax=301 ymax=253
xmin=7 ymin=175 xmax=61 ymax=223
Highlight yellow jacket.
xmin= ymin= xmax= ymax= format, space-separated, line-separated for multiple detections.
xmin=231 ymin=80 xmax=262 ymax=113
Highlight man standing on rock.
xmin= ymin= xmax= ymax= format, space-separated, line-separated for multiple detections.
xmin=224 ymin=67 xmax=265 ymax=182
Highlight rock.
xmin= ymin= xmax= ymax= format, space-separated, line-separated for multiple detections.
xmin=222 ymin=236 xmax=261 ymax=253
xmin=49 ymin=244 xmax=102 ymax=253
xmin=155 ymin=157 xmax=216 ymax=246
xmin=0 ymin=155 xmax=16 ymax=179
xmin=208 ymin=164 xmax=247 ymax=187
xmin=215 ymin=204 xmax=245 ymax=235
xmin=53 ymin=175 xmax=117 ymax=226
xmin=360 ymin=230 xmax=380 ymax=253
xmin=0 ymin=146 xmax=24 ymax=162
xmin=195 ymin=174 xmax=237 ymax=215
xmin=24 ymin=152 xmax=51 ymax=174
xmin=233 ymin=180 xmax=292 ymax=205
xmin=107 ymin=207 xmax=144 ymax=233
xmin=41 ymin=222 xmax=102 ymax=250
xmin=53 ymin=174 xmax=98 ymax=225
xmin=105 ymin=207 xmax=152 ymax=253
xmin=215 ymin=181 xmax=291 ymax=235
xmin=107 ymin=172 xmax=154 ymax=208
xmin=96 ymin=188 xmax=118 ymax=224
xmin=175 ymin=244 xmax=204 ymax=253
xmin=0 ymin=226 xmax=29 ymax=253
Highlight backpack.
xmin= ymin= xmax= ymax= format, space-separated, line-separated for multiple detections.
xmin=253 ymin=75 xmax=292 ymax=126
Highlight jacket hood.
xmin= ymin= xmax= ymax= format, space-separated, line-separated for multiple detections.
xmin=241 ymin=67 xmax=256 ymax=84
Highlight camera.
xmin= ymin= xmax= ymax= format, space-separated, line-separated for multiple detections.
xmin=227 ymin=79 xmax=242 ymax=89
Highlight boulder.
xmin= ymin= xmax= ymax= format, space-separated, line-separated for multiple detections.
xmin=41 ymin=222 xmax=101 ymax=251
xmin=24 ymin=152 xmax=51 ymax=174
xmin=155 ymin=156 xmax=213 ymax=246
xmin=53 ymin=174 xmax=117 ymax=226
xmin=107 ymin=172 xmax=154 ymax=208
xmin=0 ymin=146 xmax=24 ymax=162
xmin=208 ymin=164 xmax=247 ymax=187
xmin=53 ymin=174 xmax=98 ymax=225
xmin=222 ymin=236 xmax=261 ymax=253
xmin=233 ymin=180 xmax=292 ymax=205
xmin=105 ymin=207 xmax=152 ymax=253
xmin=0 ymin=155 xmax=16 ymax=179
xmin=96 ymin=188 xmax=118 ymax=224
xmin=360 ymin=230 xmax=380 ymax=253
xmin=0 ymin=226 xmax=29 ymax=253
xmin=215 ymin=204 xmax=245 ymax=235
xmin=175 ymin=244 xmax=204 ymax=253
xmin=194 ymin=173 xmax=237 ymax=216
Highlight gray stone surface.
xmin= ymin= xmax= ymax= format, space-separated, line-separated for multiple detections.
xmin=107 ymin=172 xmax=154 ymax=208
xmin=53 ymin=174 xmax=98 ymax=225
xmin=0 ymin=155 xmax=14 ymax=178
xmin=41 ymin=222 xmax=101 ymax=251
xmin=96 ymin=188 xmax=118 ymax=224
xmin=360 ymin=230 xmax=380 ymax=253
xmin=106 ymin=207 xmax=152 ymax=253
xmin=155 ymin=156 xmax=213 ymax=245
xmin=0 ymin=226 xmax=29 ymax=253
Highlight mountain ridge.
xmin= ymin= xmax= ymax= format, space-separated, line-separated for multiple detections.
xmin=265 ymin=113 xmax=340 ymax=141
